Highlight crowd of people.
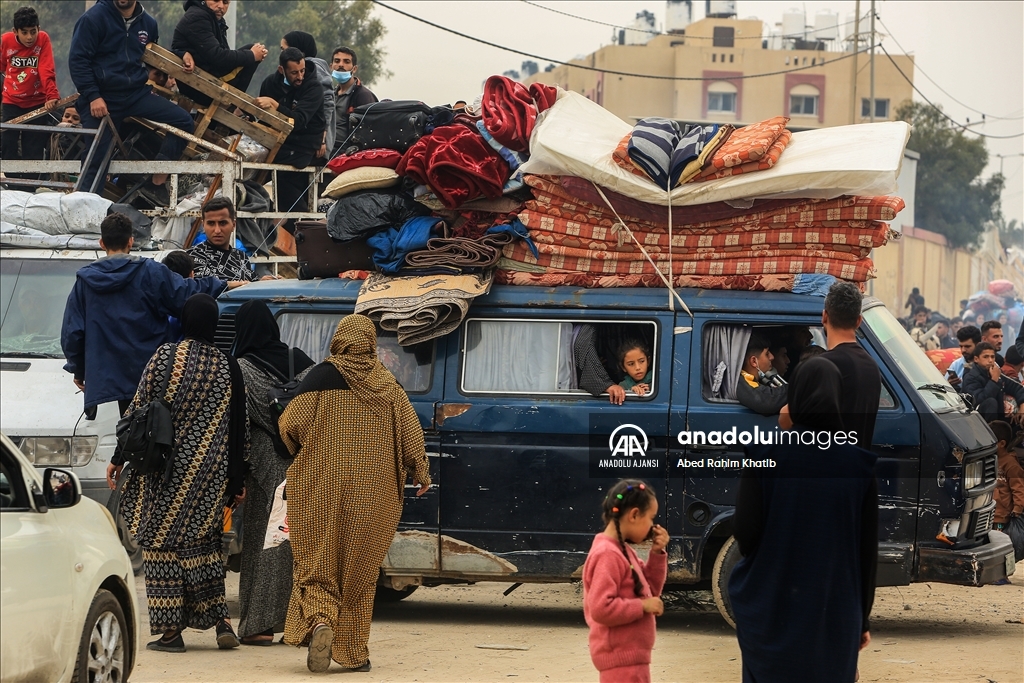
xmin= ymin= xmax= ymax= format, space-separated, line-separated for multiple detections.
xmin=1 ymin=0 xmax=381 ymax=221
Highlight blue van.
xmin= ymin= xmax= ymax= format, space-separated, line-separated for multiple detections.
xmin=217 ymin=280 xmax=1014 ymax=623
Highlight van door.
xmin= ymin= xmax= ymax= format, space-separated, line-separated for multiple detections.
xmin=435 ymin=311 xmax=674 ymax=580
xmin=274 ymin=310 xmax=443 ymax=574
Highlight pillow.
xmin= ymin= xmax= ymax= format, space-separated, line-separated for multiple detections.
xmin=321 ymin=166 xmax=400 ymax=199
xmin=325 ymin=148 xmax=403 ymax=175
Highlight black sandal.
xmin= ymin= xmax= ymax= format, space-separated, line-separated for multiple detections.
xmin=146 ymin=630 xmax=185 ymax=653
xmin=216 ymin=620 xmax=240 ymax=649
xmin=241 ymin=628 xmax=275 ymax=646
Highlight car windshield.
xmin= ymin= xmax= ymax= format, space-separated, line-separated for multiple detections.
xmin=0 ymin=259 xmax=82 ymax=359
xmin=861 ymin=304 xmax=965 ymax=412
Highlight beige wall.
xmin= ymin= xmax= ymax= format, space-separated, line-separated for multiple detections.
xmin=527 ymin=17 xmax=914 ymax=127
xmin=871 ymin=227 xmax=1024 ymax=319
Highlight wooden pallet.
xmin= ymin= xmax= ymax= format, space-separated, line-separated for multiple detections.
xmin=142 ymin=43 xmax=293 ymax=162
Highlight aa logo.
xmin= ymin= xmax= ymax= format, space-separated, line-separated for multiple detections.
xmin=609 ymin=424 xmax=648 ymax=458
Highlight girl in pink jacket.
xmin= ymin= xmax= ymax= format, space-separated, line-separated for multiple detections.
xmin=583 ymin=479 xmax=669 ymax=683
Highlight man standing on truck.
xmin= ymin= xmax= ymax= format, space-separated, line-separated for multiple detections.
xmin=822 ymin=281 xmax=881 ymax=447
xmin=61 ymin=213 xmax=245 ymax=416
xmin=330 ymin=46 xmax=377 ymax=155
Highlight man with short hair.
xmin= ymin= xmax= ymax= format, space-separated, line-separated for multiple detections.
xmin=329 ymin=46 xmax=377 ymax=155
xmin=188 ymin=196 xmax=268 ymax=281
xmin=769 ymin=342 xmax=790 ymax=377
xmin=256 ymin=47 xmax=326 ymax=232
xmin=963 ymin=342 xmax=1024 ymax=423
xmin=69 ymin=0 xmax=195 ymax=192
xmin=736 ymin=333 xmax=787 ymax=416
xmin=60 ymin=213 xmax=243 ymax=415
xmin=947 ymin=325 xmax=982 ymax=388
xmin=1002 ymin=346 xmax=1024 ymax=385
xmin=981 ymin=320 xmax=1005 ymax=366
xmin=822 ymin=281 xmax=881 ymax=447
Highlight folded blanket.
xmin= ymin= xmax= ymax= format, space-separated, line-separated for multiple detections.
xmin=530 ymin=83 xmax=559 ymax=112
xmin=612 ymin=133 xmax=650 ymax=180
xmin=366 ymin=215 xmax=446 ymax=274
xmin=701 ymin=115 xmax=790 ymax=170
xmin=482 ymin=75 xmax=537 ymax=152
xmin=696 ymin=130 xmax=792 ymax=181
xmin=503 ymin=240 xmax=875 ymax=281
xmin=627 ymin=119 xmax=722 ymax=188
xmin=397 ymin=125 xmax=510 ymax=209
xmin=677 ymin=124 xmax=734 ymax=183
xmin=326 ymin=148 xmax=403 ymax=175
xmin=355 ymin=270 xmax=494 ymax=346
xmin=494 ymin=269 xmax=852 ymax=295
xmin=404 ymin=233 xmax=510 ymax=269
xmin=517 ymin=239 xmax=866 ymax=264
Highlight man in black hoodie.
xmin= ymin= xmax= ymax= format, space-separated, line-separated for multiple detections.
xmin=963 ymin=342 xmax=1024 ymax=423
xmin=171 ymin=0 xmax=268 ymax=105
xmin=69 ymin=0 xmax=195 ymax=192
xmin=256 ymin=47 xmax=326 ymax=232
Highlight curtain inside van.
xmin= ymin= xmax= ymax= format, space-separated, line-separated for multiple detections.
xmin=702 ymin=325 xmax=751 ymax=401
xmin=463 ymin=320 xmax=575 ymax=393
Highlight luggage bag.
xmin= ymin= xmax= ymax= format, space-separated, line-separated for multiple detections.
xmin=294 ymin=219 xmax=374 ymax=280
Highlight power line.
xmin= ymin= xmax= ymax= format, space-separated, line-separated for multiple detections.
xmin=878 ymin=43 xmax=1024 ymax=139
xmin=874 ymin=15 xmax=1024 ymax=122
xmin=519 ymin=0 xmax=865 ymax=42
xmin=374 ymin=0 xmax=869 ymax=82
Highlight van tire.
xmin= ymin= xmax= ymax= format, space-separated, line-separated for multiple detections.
xmin=71 ymin=589 xmax=128 ymax=683
xmin=106 ymin=471 xmax=143 ymax=575
xmin=711 ymin=536 xmax=741 ymax=629
xmin=375 ymin=585 xmax=418 ymax=602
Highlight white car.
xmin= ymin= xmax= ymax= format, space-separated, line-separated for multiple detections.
xmin=0 ymin=431 xmax=139 ymax=683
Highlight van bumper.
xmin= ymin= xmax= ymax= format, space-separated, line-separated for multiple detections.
xmin=916 ymin=530 xmax=1015 ymax=586
xmin=80 ymin=477 xmax=112 ymax=506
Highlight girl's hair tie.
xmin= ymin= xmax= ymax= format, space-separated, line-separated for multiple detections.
xmin=611 ymin=507 xmax=619 ymax=513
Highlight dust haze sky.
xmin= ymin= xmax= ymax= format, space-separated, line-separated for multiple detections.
xmin=369 ymin=1 xmax=1024 ymax=229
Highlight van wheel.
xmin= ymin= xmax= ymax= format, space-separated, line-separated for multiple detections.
xmin=71 ymin=588 xmax=128 ymax=683
xmin=711 ymin=536 xmax=741 ymax=629
xmin=106 ymin=477 xmax=143 ymax=575
xmin=375 ymin=585 xmax=418 ymax=602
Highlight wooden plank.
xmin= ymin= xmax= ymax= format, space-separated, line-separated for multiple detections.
xmin=143 ymin=44 xmax=293 ymax=134
xmin=5 ymin=94 xmax=79 ymax=125
xmin=127 ymin=117 xmax=242 ymax=160
xmin=206 ymin=105 xmax=287 ymax=150
xmin=187 ymin=102 xmax=220 ymax=157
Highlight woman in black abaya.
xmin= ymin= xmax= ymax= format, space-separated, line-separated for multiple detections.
xmin=728 ymin=356 xmax=878 ymax=683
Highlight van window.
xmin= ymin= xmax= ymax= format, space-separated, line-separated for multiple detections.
xmin=861 ymin=305 xmax=965 ymax=412
xmin=702 ymin=323 xmax=824 ymax=402
xmin=0 ymin=259 xmax=81 ymax=359
xmin=277 ymin=312 xmax=434 ymax=393
xmin=461 ymin=319 xmax=656 ymax=396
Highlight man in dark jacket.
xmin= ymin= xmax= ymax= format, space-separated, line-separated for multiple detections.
xmin=69 ymin=0 xmax=195 ymax=192
xmin=330 ymin=46 xmax=377 ymax=155
xmin=736 ymin=332 xmax=788 ymax=416
xmin=171 ymin=0 xmax=268 ymax=105
xmin=60 ymin=213 xmax=241 ymax=414
xmin=256 ymin=47 xmax=326 ymax=232
xmin=963 ymin=342 xmax=1024 ymax=423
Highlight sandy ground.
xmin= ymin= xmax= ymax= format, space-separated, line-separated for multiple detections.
xmin=130 ymin=561 xmax=1024 ymax=683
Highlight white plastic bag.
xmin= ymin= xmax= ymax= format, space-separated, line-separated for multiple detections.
xmin=263 ymin=480 xmax=290 ymax=549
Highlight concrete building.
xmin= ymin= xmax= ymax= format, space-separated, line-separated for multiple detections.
xmin=525 ymin=3 xmax=914 ymax=129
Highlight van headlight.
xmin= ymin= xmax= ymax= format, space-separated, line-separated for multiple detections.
xmin=963 ymin=460 xmax=983 ymax=489
xmin=72 ymin=436 xmax=98 ymax=466
xmin=15 ymin=437 xmax=96 ymax=466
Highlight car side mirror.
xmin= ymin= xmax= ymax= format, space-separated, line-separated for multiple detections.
xmin=43 ymin=468 xmax=82 ymax=509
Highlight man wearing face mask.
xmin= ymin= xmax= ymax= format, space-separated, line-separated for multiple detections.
xmin=330 ymin=46 xmax=377 ymax=155
xmin=255 ymin=47 xmax=326 ymax=232
xmin=736 ymin=332 xmax=788 ymax=416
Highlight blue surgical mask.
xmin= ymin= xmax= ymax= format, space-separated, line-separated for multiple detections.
xmin=332 ymin=70 xmax=352 ymax=85
xmin=283 ymin=76 xmax=291 ymax=87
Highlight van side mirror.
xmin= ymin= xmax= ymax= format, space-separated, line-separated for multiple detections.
xmin=43 ymin=468 xmax=82 ymax=509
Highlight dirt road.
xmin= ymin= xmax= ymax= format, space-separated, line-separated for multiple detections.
xmin=131 ymin=561 xmax=1024 ymax=683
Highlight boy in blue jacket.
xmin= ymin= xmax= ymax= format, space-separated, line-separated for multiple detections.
xmin=69 ymin=0 xmax=195 ymax=192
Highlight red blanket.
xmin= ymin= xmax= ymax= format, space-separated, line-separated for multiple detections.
xmin=695 ymin=130 xmax=792 ymax=181
xmin=397 ymin=126 xmax=510 ymax=209
xmin=326 ymin=148 xmax=402 ymax=175
xmin=482 ymin=76 xmax=536 ymax=152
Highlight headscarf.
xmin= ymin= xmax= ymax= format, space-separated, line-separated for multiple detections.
xmin=325 ymin=314 xmax=400 ymax=404
xmin=180 ymin=293 xmax=219 ymax=344
xmin=180 ymin=294 xmax=249 ymax=496
xmin=283 ymin=31 xmax=317 ymax=59
xmin=786 ymin=356 xmax=845 ymax=432
xmin=233 ymin=300 xmax=314 ymax=379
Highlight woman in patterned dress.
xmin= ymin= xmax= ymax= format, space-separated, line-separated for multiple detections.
xmin=232 ymin=300 xmax=314 ymax=646
xmin=280 ymin=314 xmax=431 ymax=673
xmin=108 ymin=293 xmax=249 ymax=653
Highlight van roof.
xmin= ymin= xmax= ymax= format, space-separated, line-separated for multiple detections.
xmin=220 ymin=278 xmax=867 ymax=315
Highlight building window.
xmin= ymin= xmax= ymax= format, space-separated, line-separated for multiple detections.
xmin=707 ymin=81 xmax=738 ymax=113
xmin=789 ymin=83 xmax=820 ymax=116
xmin=713 ymin=26 xmax=735 ymax=48
xmin=861 ymin=98 xmax=890 ymax=118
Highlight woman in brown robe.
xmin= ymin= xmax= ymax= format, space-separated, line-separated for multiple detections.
xmin=280 ymin=314 xmax=431 ymax=673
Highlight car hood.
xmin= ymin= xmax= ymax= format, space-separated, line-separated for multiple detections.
xmin=0 ymin=358 xmax=84 ymax=435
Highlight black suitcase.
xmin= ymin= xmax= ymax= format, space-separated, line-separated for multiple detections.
xmin=294 ymin=219 xmax=374 ymax=280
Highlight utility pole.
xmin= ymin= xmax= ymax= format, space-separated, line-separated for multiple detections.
xmin=850 ymin=0 xmax=860 ymax=124
xmin=869 ymin=0 xmax=876 ymax=123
